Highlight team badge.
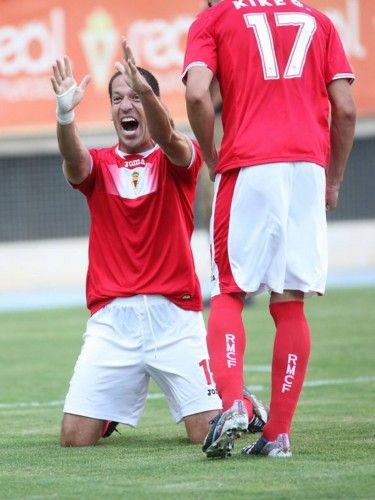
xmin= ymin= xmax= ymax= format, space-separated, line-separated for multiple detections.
xmin=130 ymin=170 xmax=142 ymax=193
xmin=106 ymin=160 xmax=157 ymax=199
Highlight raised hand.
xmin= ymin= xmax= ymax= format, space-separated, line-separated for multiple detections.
xmin=51 ymin=56 xmax=91 ymax=114
xmin=115 ymin=38 xmax=152 ymax=96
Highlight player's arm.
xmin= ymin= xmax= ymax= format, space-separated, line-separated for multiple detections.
xmin=185 ymin=66 xmax=218 ymax=179
xmin=136 ymin=90 xmax=193 ymax=168
xmin=51 ymin=56 xmax=92 ymax=184
xmin=326 ymin=79 xmax=356 ymax=210
xmin=117 ymin=39 xmax=192 ymax=168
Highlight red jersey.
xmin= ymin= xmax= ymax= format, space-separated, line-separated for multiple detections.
xmin=72 ymin=142 xmax=203 ymax=314
xmin=183 ymin=0 xmax=354 ymax=173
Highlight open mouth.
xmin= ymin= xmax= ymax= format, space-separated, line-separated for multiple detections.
xmin=121 ymin=117 xmax=139 ymax=132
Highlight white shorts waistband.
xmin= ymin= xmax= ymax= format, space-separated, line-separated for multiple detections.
xmin=108 ymin=295 xmax=167 ymax=307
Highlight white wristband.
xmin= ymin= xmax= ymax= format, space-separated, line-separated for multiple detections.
xmin=56 ymin=84 xmax=77 ymax=125
xmin=56 ymin=108 xmax=75 ymax=125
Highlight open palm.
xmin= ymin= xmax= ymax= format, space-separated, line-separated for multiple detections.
xmin=115 ymin=39 xmax=151 ymax=96
xmin=51 ymin=56 xmax=91 ymax=111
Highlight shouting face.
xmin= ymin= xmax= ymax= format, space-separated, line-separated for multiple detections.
xmin=110 ymin=74 xmax=154 ymax=154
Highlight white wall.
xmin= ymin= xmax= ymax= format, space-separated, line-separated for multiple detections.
xmin=1 ymin=220 xmax=374 ymax=310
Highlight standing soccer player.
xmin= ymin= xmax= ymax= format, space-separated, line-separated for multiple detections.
xmin=183 ymin=0 xmax=356 ymax=457
xmin=50 ymin=39 xmax=222 ymax=447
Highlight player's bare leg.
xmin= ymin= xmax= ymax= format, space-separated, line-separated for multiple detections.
xmin=183 ymin=410 xmax=220 ymax=444
xmin=270 ymin=290 xmax=304 ymax=304
xmin=60 ymin=413 xmax=104 ymax=447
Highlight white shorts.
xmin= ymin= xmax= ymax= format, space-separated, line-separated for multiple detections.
xmin=210 ymin=162 xmax=327 ymax=297
xmin=64 ymin=295 xmax=221 ymax=426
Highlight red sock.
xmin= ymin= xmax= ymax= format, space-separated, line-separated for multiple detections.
xmin=263 ymin=301 xmax=311 ymax=441
xmin=207 ymin=293 xmax=250 ymax=413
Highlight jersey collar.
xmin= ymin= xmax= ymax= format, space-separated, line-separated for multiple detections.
xmin=115 ymin=144 xmax=159 ymax=159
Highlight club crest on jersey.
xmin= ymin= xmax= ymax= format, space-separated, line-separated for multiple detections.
xmin=106 ymin=160 xmax=157 ymax=199
xmin=131 ymin=171 xmax=140 ymax=191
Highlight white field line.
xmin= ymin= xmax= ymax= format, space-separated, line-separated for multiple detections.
xmin=1 ymin=375 xmax=374 ymax=411
xmin=244 ymin=365 xmax=271 ymax=372
xmin=303 ymin=376 xmax=375 ymax=387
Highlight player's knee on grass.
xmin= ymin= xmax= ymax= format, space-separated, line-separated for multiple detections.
xmin=184 ymin=410 xmax=220 ymax=444
xmin=60 ymin=413 xmax=103 ymax=447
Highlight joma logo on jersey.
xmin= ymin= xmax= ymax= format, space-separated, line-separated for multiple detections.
xmin=225 ymin=334 xmax=237 ymax=368
xmin=282 ymin=353 xmax=298 ymax=393
xmin=124 ymin=158 xmax=146 ymax=168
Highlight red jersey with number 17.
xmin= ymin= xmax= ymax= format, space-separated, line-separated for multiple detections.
xmin=71 ymin=142 xmax=203 ymax=315
xmin=182 ymin=0 xmax=354 ymax=173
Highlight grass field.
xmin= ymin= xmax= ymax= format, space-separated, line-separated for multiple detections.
xmin=1 ymin=288 xmax=374 ymax=499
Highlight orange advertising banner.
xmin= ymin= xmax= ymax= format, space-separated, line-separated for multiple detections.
xmin=0 ymin=0 xmax=374 ymax=136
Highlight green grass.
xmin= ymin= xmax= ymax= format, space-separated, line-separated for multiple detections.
xmin=1 ymin=288 xmax=374 ymax=499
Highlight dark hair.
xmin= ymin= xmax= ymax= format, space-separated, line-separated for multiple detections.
xmin=108 ymin=67 xmax=160 ymax=99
